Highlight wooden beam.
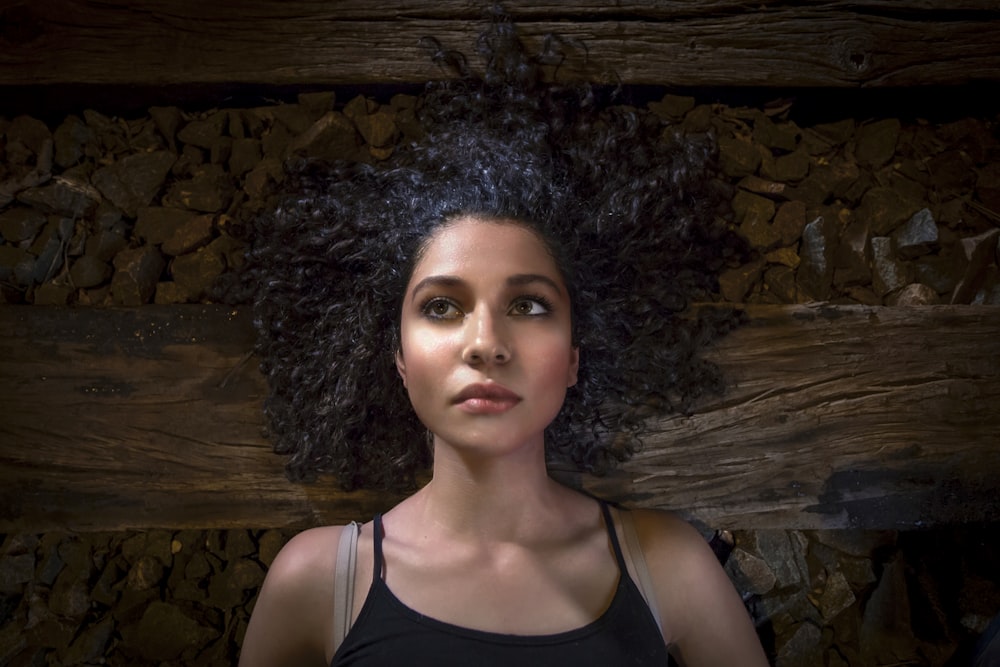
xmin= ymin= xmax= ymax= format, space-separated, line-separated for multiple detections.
xmin=1 ymin=304 xmax=997 ymax=532
xmin=0 ymin=1 xmax=998 ymax=89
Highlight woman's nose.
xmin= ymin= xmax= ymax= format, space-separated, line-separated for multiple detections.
xmin=461 ymin=308 xmax=511 ymax=365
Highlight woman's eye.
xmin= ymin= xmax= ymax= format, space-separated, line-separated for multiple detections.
xmin=510 ymin=298 xmax=550 ymax=316
xmin=423 ymin=299 xmax=462 ymax=319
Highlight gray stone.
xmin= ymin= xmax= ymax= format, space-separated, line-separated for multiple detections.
xmin=170 ymin=247 xmax=226 ymax=299
xmin=299 ymin=90 xmax=336 ymax=119
xmin=0 ymin=620 xmax=28 ymax=665
xmin=893 ymin=208 xmax=938 ymax=259
xmin=856 ymin=186 xmax=922 ymax=236
xmin=229 ymin=137 xmax=262 ymax=177
xmin=30 ymin=219 xmax=74 ymax=284
xmin=69 ymin=255 xmax=112 ymax=288
xmin=1 ymin=533 xmax=40 ymax=556
xmin=134 ymin=206 xmax=200 ymax=245
xmin=7 ymin=115 xmax=52 ymax=156
xmin=33 ymin=281 xmax=75 ymax=305
xmin=84 ymin=226 xmax=128 ymax=263
xmin=734 ymin=190 xmax=779 ymax=250
xmin=764 ymin=265 xmax=798 ymax=302
xmin=871 ymin=237 xmax=911 ymax=297
xmin=286 ymin=111 xmax=361 ymax=162
xmin=120 ymin=600 xmax=218 ymax=661
xmin=913 ymin=254 xmax=961 ymax=295
xmin=753 ymin=114 xmax=799 ymax=152
xmin=161 ymin=213 xmax=215 ymax=256
xmin=269 ymin=102 xmax=320 ymax=135
xmin=209 ymin=135 xmax=233 ymax=166
xmin=975 ymin=266 xmax=1000 ymax=305
xmin=185 ymin=551 xmax=213 ymax=582
xmin=16 ymin=176 xmax=101 ymax=218
xmin=207 ymin=230 xmax=247 ymax=271
xmin=0 ymin=206 xmax=47 ymax=243
xmin=49 ymin=570 xmax=91 ymax=620
xmin=718 ymin=257 xmax=765 ymax=302
xmin=244 ymin=158 xmax=285 ymax=200
xmin=126 ymin=555 xmax=165 ymax=592
xmin=763 ymin=148 xmax=810 ymax=183
xmin=855 ymin=118 xmax=901 ymax=168
xmin=929 ymin=149 xmax=976 ymax=191
xmin=1 ymin=245 xmax=35 ymax=286
xmin=207 ymin=557 xmax=266 ymax=609
xmin=226 ymin=530 xmax=257 ymax=562
xmin=153 ymin=280 xmax=192 ymax=304
xmin=0 ymin=553 xmax=34 ymax=592
xmin=772 ymin=200 xmax=807 ymax=247
xmin=726 ymin=547 xmax=776 ymax=596
xmin=718 ymin=135 xmax=761 ymax=178
xmin=647 ymin=94 xmax=695 ymax=120
xmin=861 ymin=555 xmax=919 ymax=665
xmin=83 ymin=109 xmax=127 ymax=156
xmin=62 ymin=617 xmax=114 ymax=665
xmin=177 ymin=111 xmax=229 ymax=149
xmin=162 ymin=164 xmax=233 ymax=212
xmin=838 ymin=555 xmax=877 ymax=589
xmin=111 ymin=245 xmax=165 ymax=305
xmin=951 ymin=228 xmax=1000 ymax=304
xmin=818 ymin=569 xmax=856 ymax=621
xmin=888 ymin=282 xmax=939 ymax=306
xmin=833 ymin=219 xmax=871 ymax=287
xmin=750 ymin=530 xmax=808 ymax=589
xmin=90 ymin=556 xmax=124 ymax=607
xmin=149 ymin=106 xmax=183 ymax=151
xmin=776 ymin=621 xmax=823 ymax=667
xmin=810 ymin=119 xmax=856 ymax=147
xmin=354 ymin=109 xmax=399 ymax=148
xmin=92 ymin=150 xmax=176 ymax=217
xmin=797 ymin=216 xmax=837 ymax=300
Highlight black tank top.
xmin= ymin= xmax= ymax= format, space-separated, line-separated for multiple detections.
xmin=331 ymin=502 xmax=671 ymax=666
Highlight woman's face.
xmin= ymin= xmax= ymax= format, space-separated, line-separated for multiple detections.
xmin=395 ymin=217 xmax=579 ymax=458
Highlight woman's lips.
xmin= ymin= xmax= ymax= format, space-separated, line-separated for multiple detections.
xmin=453 ymin=382 xmax=521 ymax=414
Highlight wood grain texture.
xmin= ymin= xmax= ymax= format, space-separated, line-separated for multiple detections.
xmin=1 ymin=304 xmax=997 ymax=532
xmin=0 ymin=1 xmax=998 ymax=88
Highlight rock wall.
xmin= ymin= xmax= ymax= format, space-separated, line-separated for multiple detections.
xmin=1 ymin=87 xmax=999 ymax=664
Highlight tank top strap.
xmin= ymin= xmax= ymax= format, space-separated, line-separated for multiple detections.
xmin=372 ymin=513 xmax=385 ymax=578
xmin=598 ymin=501 xmax=628 ymax=572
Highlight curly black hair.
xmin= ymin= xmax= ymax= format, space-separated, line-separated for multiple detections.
xmin=248 ymin=13 xmax=742 ymax=489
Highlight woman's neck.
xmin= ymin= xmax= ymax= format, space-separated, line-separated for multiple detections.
xmin=409 ymin=436 xmax=573 ymax=542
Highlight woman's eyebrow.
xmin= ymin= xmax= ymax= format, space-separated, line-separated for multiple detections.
xmin=506 ymin=273 xmax=564 ymax=295
xmin=409 ymin=273 xmax=564 ymax=303
xmin=409 ymin=275 xmax=464 ymax=302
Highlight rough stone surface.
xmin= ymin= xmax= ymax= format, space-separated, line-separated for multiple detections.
xmin=91 ymin=151 xmax=176 ymax=217
xmin=797 ymin=216 xmax=837 ymax=300
xmin=893 ymin=207 xmax=938 ymax=259
xmin=111 ymin=245 xmax=166 ymax=305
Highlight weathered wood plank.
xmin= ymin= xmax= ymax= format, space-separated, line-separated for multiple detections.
xmin=1 ymin=304 xmax=997 ymax=532
xmin=0 ymin=1 xmax=998 ymax=88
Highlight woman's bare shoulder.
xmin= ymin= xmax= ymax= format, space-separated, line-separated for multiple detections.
xmin=238 ymin=525 xmax=350 ymax=667
xmin=623 ymin=508 xmax=769 ymax=665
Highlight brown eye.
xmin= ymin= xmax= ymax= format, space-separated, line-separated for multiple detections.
xmin=509 ymin=297 xmax=550 ymax=316
xmin=422 ymin=298 xmax=462 ymax=319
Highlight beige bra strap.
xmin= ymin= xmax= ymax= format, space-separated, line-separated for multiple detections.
xmin=333 ymin=521 xmax=360 ymax=653
xmin=618 ymin=508 xmax=665 ymax=638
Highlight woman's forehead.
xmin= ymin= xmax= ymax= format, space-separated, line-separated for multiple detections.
xmin=411 ymin=217 xmax=563 ymax=282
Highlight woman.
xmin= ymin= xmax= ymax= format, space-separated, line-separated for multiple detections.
xmin=240 ymin=15 xmax=767 ymax=666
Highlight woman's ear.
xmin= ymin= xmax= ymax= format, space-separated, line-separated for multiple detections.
xmin=395 ymin=349 xmax=408 ymax=388
xmin=567 ymin=346 xmax=579 ymax=388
